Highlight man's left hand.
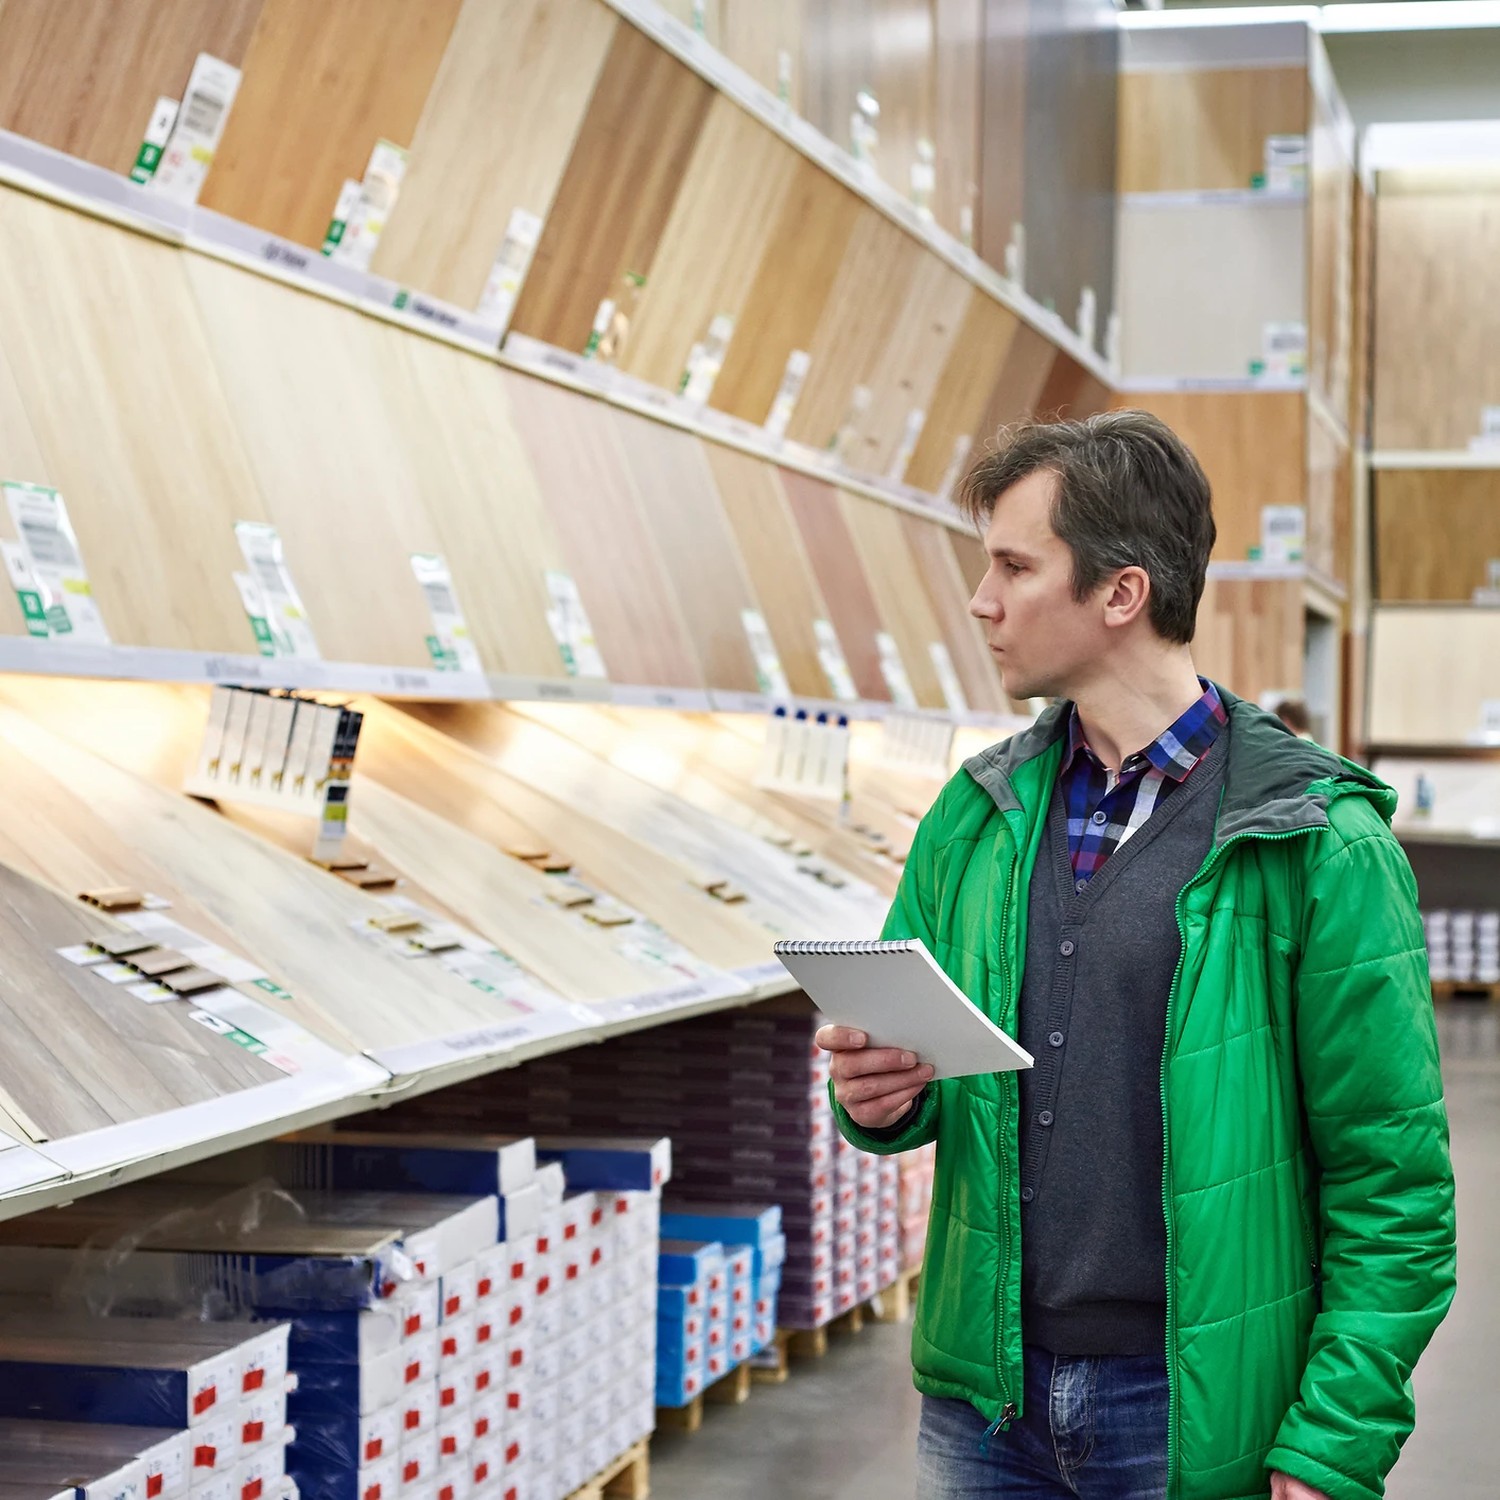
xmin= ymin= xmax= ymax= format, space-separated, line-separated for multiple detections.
xmin=1271 ymin=1473 xmax=1330 ymax=1500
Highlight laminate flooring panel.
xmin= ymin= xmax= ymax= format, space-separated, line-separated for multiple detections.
xmin=618 ymin=94 xmax=801 ymax=395
xmin=709 ymin=161 xmax=864 ymax=426
xmin=0 ymin=188 xmax=266 ymax=653
xmin=361 ymin=323 xmax=570 ymax=679
xmin=407 ymin=703 xmax=881 ymax=938
xmin=904 ymin=289 xmax=1021 ymax=495
xmin=849 ymin=255 xmax=972 ymax=480
xmin=504 ymin=373 xmax=703 ymax=689
xmin=199 ymin=0 xmax=466 ymax=250
xmin=839 ymin=493 xmax=949 ymax=710
xmin=785 ymin=210 xmax=925 ymax=453
xmin=901 ymin=513 xmax=1006 ymax=713
xmin=508 ymin=22 xmax=713 ymax=356
xmin=1367 ymin=608 xmax=1500 ymax=748
xmin=1035 ymin=354 xmax=1111 ymax=423
xmin=779 ymin=469 xmax=892 ymax=703
xmin=704 ymin=445 xmax=837 ymax=701
xmin=609 ymin=412 xmax=761 ymax=694
xmin=0 ymin=0 xmax=264 ymax=176
xmin=359 ymin=703 xmax=779 ymax=970
xmin=369 ymin=0 xmax=617 ymax=311
xmin=186 ymin=253 xmax=443 ymax=670
xmin=721 ymin=0 xmax=804 ymax=112
xmin=0 ymin=857 xmax=287 ymax=1146
xmin=978 ymin=319 xmax=1061 ymax=436
xmin=977 ymin=0 xmax=1029 ymax=273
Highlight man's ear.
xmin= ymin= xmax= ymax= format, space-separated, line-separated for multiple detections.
xmin=1101 ymin=566 xmax=1151 ymax=630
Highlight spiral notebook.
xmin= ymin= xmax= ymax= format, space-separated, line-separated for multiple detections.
xmin=774 ymin=938 xmax=1033 ymax=1080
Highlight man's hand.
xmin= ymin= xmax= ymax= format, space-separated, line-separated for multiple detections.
xmin=1270 ymin=1473 xmax=1330 ymax=1500
xmin=816 ymin=1025 xmax=934 ymax=1130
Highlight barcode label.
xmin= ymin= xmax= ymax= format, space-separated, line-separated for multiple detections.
xmin=180 ymin=89 xmax=225 ymax=140
xmin=18 ymin=516 xmax=80 ymax=572
xmin=422 ymin=581 xmax=459 ymax=619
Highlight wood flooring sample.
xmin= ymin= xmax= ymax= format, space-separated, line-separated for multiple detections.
xmin=371 ymin=0 xmax=617 ymax=311
xmin=509 ymin=22 xmax=713 ymax=354
xmin=200 ymin=0 xmax=465 ymax=249
xmin=0 ymin=0 xmax=263 ymax=175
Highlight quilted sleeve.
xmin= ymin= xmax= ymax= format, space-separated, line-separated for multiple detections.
xmin=830 ymin=802 xmax=944 ymax=1157
xmin=1265 ymin=827 xmax=1456 ymax=1500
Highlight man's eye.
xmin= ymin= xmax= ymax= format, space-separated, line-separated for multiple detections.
xmin=1005 ymin=562 xmax=1024 ymax=576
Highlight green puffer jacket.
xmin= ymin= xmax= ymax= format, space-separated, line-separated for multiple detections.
xmin=834 ymin=690 xmax=1455 ymax=1500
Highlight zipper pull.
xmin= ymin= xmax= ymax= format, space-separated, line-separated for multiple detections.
xmin=979 ymin=1404 xmax=1018 ymax=1455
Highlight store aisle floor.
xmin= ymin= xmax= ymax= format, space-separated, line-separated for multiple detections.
xmin=650 ymin=1005 xmax=1496 ymax=1500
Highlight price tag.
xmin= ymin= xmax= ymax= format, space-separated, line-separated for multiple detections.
xmin=131 ymin=96 xmax=179 ymax=185
xmin=3 ymin=481 xmax=111 ymax=643
xmin=328 ymin=139 xmax=408 ymax=272
xmin=1 ymin=541 xmax=50 ymax=637
xmin=813 ymin=619 xmax=859 ymax=702
xmin=231 ymin=571 xmax=278 ymax=657
xmin=764 ymin=351 xmax=810 ymax=442
xmin=234 ymin=522 xmax=320 ymax=660
xmin=876 ymin=631 xmax=919 ymax=710
xmin=544 ymin=570 xmax=607 ymax=679
xmin=148 ymin=53 xmax=241 ymax=205
xmin=1260 ymin=506 xmax=1305 ymax=566
xmin=411 ymin=553 xmax=482 ymax=673
xmin=476 ymin=207 xmax=544 ymax=337
xmin=740 ymin=609 xmax=790 ymax=700
xmin=681 ymin=314 xmax=735 ymax=406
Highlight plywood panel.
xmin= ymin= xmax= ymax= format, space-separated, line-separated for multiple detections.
xmin=709 ymin=161 xmax=864 ymax=425
xmin=1307 ymin=404 xmax=1350 ymax=587
xmin=504 ymin=374 xmax=702 ymax=689
xmin=901 ymin=513 xmax=1006 ymax=713
xmin=0 ymin=0 xmax=264 ymax=176
xmin=977 ymin=0 xmax=1029 ymax=271
xmin=1367 ymin=607 xmax=1500 ymax=747
xmin=200 ymin=0 xmax=464 ymax=248
xmin=360 ymin=324 xmax=571 ymax=679
xmin=1109 ymin=391 xmax=1306 ymax=565
xmin=1117 ymin=66 xmax=1308 ymax=193
xmin=1374 ymin=470 xmax=1500 ymax=603
xmin=0 ymin=188 xmax=264 ymax=653
xmin=904 ymin=290 xmax=1022 ymax=495
xmin=618 ymin=96 xmax=801 ymax=393
xmin=1373 ymin=187 xmax=1500 ymax=451
xmin=849 ymin=254 xmax=972 ymax=478
xmin=1193 ymin=575 xmax=1303 ymax=705
xmin=1118 ymin=200 xmax=1306 ymax=381
xmin=186 ymin=254 xmax=441 ymax=669
xmin=704 ymin=444 xmax=835 ymax=701
xmin=786 ymin=209 xmax=925 ymax=451
xmin=369 ymin=0 xmax=617 ymax=310
xmin=508 ymin=23 xmax=713 ymax=355
xmin=608 ymin=413 xmax=761 ymax=694
xmin=779 ymin=469 xmax=891 ymax=702
xmin=1308 ymin=63 xmax=1354 ymax=424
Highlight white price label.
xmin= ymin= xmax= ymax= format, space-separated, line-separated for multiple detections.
xmin=1260 ymin=505 xmax=1305 ymax=566
xmin=329 ymin=138 xmax=409 ymax=271
xmin=544 ymin=570 xmax=607 ymax=679
xmin=813 ymin=619 xmax=859 ymax=703
xmin=1264 ymin=134 xmax=1308 ymax=192
xmin=476 ymin=207 xmax=544 ymax=335
xmin=148 ymin=53 xmax=241 ymax=205
xmin=929 ymin=642 xmax=969 ymax=715
xmin=3 ymin=481 xmax=111 ymax=643
xmin=681 ymin=314 xmax=735 ymax=406
xmin=764 ymin=350 xmax=811 ymax=442
xmin=740 ymin=609 xmax=790 ymax=701
xmin=887 ymin=408 xmax=927 ymax=483
xmin=876 ymin=631 xmax=919 ymax=710
xmin=411 ymin=552 xmax=482 ymax=673
xmin=234 ymin=521 xmax=320 ymax=660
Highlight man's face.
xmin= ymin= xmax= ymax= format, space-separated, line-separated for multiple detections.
xmin=968 ymin=468 xmax=1111 ymax=701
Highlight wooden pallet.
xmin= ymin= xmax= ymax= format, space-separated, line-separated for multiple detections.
xmin=868 ymin=1262 xmax=923 ymax=1324
xmin=1432 ymin=980 xmax=1500 ymax=1002
xmin=567 ymin=1439 xmax=651 ymax=1500
xmin=656 ymin=1359 xmax=753 ymax=1435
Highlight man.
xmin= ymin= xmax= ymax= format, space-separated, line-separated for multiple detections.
xmin=819 ymin=412 xmax=1455 ymax=1500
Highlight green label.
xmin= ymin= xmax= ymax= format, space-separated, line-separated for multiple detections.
xmin=44 ymin=604 xmax=72 ymax=635
xmin=252 ymin=977 xmax=295 ymax=1002
xmin=1248 ymin=358 xmax=1267 ymax=378
xmin=130 ymin=142 xmax=164 ymax=185
xmin=14 ymin=588 xmax=47 ymax=638
xmin=226 ymin=1027 xmax=267 ymax=1054
xmin=393 ymin=289 xmax=411 ymax=312
xmin=321 ymin=218 xmax=348 ymax=256
xmin=1251 ymin=171 xmax=1267 ymax=190
xmin=248 ymin=614 xmax=276 ymax=656
xmin=425 ymin=635 xmax=460 ymax=672
xmin=557 ymin=640 xmax=578 ymax=676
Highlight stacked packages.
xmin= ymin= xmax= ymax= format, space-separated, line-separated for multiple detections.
xmin=898 ymin=1143 xmax=937 ymax=1272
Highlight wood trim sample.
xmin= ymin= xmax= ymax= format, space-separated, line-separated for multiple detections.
xmin=0 ymin=0 xmax=264 ymax=176
xmin=839 ymin=492 xmax=948 ymax=710
xmin=709 ymin=160 xmax=864 ymax=426
xmin=904 ymin=289 xmax=1022 ymax=495
xmin=704 ymin=444 xmax=836 ymax=701
xmin=0 ymin=187 xmax=264 ymax=653
xmin=1109 ymin=390 xmax=1306 ymax=565
xmin=1374 ymin=469 xmax=1500 ymax=603
xmin=608 ymin=413 xmax=762 ymax=694
xmin=1116 ymin=65 xmax=1308 ymax=194
xmin=504 ymin=373 xmax=703 ymax=689
xmin=508 ymin=22 xmax=714 ymax=355
xmin=618 ymin=94 xmax=802 ymax=394
xmin=200 ymin=0 xmax=466 ymax=249
xmin=1193 ymin=575 xmax=1303 ymax=706
xmin=779 ymin=468 xmax=891 ymax=702
xmin=370 ymin=0 xmax=618 ymax=311
xmin=185 ymin=254 xmax=442 ymax=669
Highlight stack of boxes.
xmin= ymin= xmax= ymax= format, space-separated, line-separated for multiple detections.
xmin=1423 ymin=909 xmax=1500 ymax=986
xmin=372 ymin=1002 xmax=902 ymax=1335
xmin=898 ymin=1144 xmax=937 ymax=1273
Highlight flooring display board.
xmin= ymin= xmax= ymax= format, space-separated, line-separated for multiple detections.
xmin=369 ymin=0 xmax=619 ymax=313
xmin=1306 ymin=403 xmax=1350 ymax=589
xmin=198 ymin=0 xmax=467 ymax=250
xmin=1193 ymin=575 xmax=1303 ymax=709
xmin=0 ymin=0 xmax=265 ymax=178
xmin=1367 ymin=607 xmax=1500 ymax=750
xmin=1375 ymin=470 xmax=1500 ymax=604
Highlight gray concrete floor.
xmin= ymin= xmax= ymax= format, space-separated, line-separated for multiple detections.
xmin=649 ymin=1004 xmax=1498 ymax=1500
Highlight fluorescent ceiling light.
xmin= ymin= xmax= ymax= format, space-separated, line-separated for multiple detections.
xmin=1319 ymin=2 xmax=1500 ymax=30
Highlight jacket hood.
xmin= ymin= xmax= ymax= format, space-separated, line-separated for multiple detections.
xmin=963 ymin=683 xmax=1397 ymax=843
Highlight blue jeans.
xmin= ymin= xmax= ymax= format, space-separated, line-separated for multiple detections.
xmin=916 ymin=1346 xmax=1169 ymax=1498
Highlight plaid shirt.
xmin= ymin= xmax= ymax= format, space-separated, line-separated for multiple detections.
xmin=1060 ymin=679 xmax=1228 ymax=885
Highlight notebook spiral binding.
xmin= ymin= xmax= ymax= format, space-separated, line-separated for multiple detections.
xmin=773 ymin=939 xmax=919 ymax=956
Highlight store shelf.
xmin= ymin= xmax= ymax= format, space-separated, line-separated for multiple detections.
xmin=1371 ymin=450 xmax=1500 ymax=470
xmin=1121 ymin=188 xmax=1307 ymax=209
xmin=1116 ymin=376 xmax=1309 ymax=395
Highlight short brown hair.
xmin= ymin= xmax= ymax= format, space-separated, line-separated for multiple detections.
xmin=958 ymin=410 xmax=1217 ymax=645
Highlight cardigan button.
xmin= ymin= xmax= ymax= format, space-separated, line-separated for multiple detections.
xmin=1048 ymin=1031 xmax=1065 ymax=1048
xmin=1020 ymin=1188 xmax=1034 ymax=1204
xmin=1038 ymin=1111 xmax=1054 ymax=1127
xmin=1059 ymin=940 xmax=1075 ymax=957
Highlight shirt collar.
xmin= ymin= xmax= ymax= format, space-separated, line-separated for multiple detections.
xmin=1063 ymin=678 xmax=1227 ymax=784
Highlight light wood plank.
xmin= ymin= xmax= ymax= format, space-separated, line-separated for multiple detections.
xmin=1367 ymin=607 xmax=1500 ymax=747
xmin=200 ymin=0 xmax=466 ymax=249
xmin=370 ymin=0 xmax=618 ymax=311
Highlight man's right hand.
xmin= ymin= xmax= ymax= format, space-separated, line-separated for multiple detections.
xmin=816 ymin=1025 xmax=935 ymax=1130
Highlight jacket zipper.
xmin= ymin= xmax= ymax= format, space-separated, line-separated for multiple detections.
xmin=993 ymin=842 xmax=1022 ymax=1430
xmin=1160 ymin=824 xmax=1319 ymax=1500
